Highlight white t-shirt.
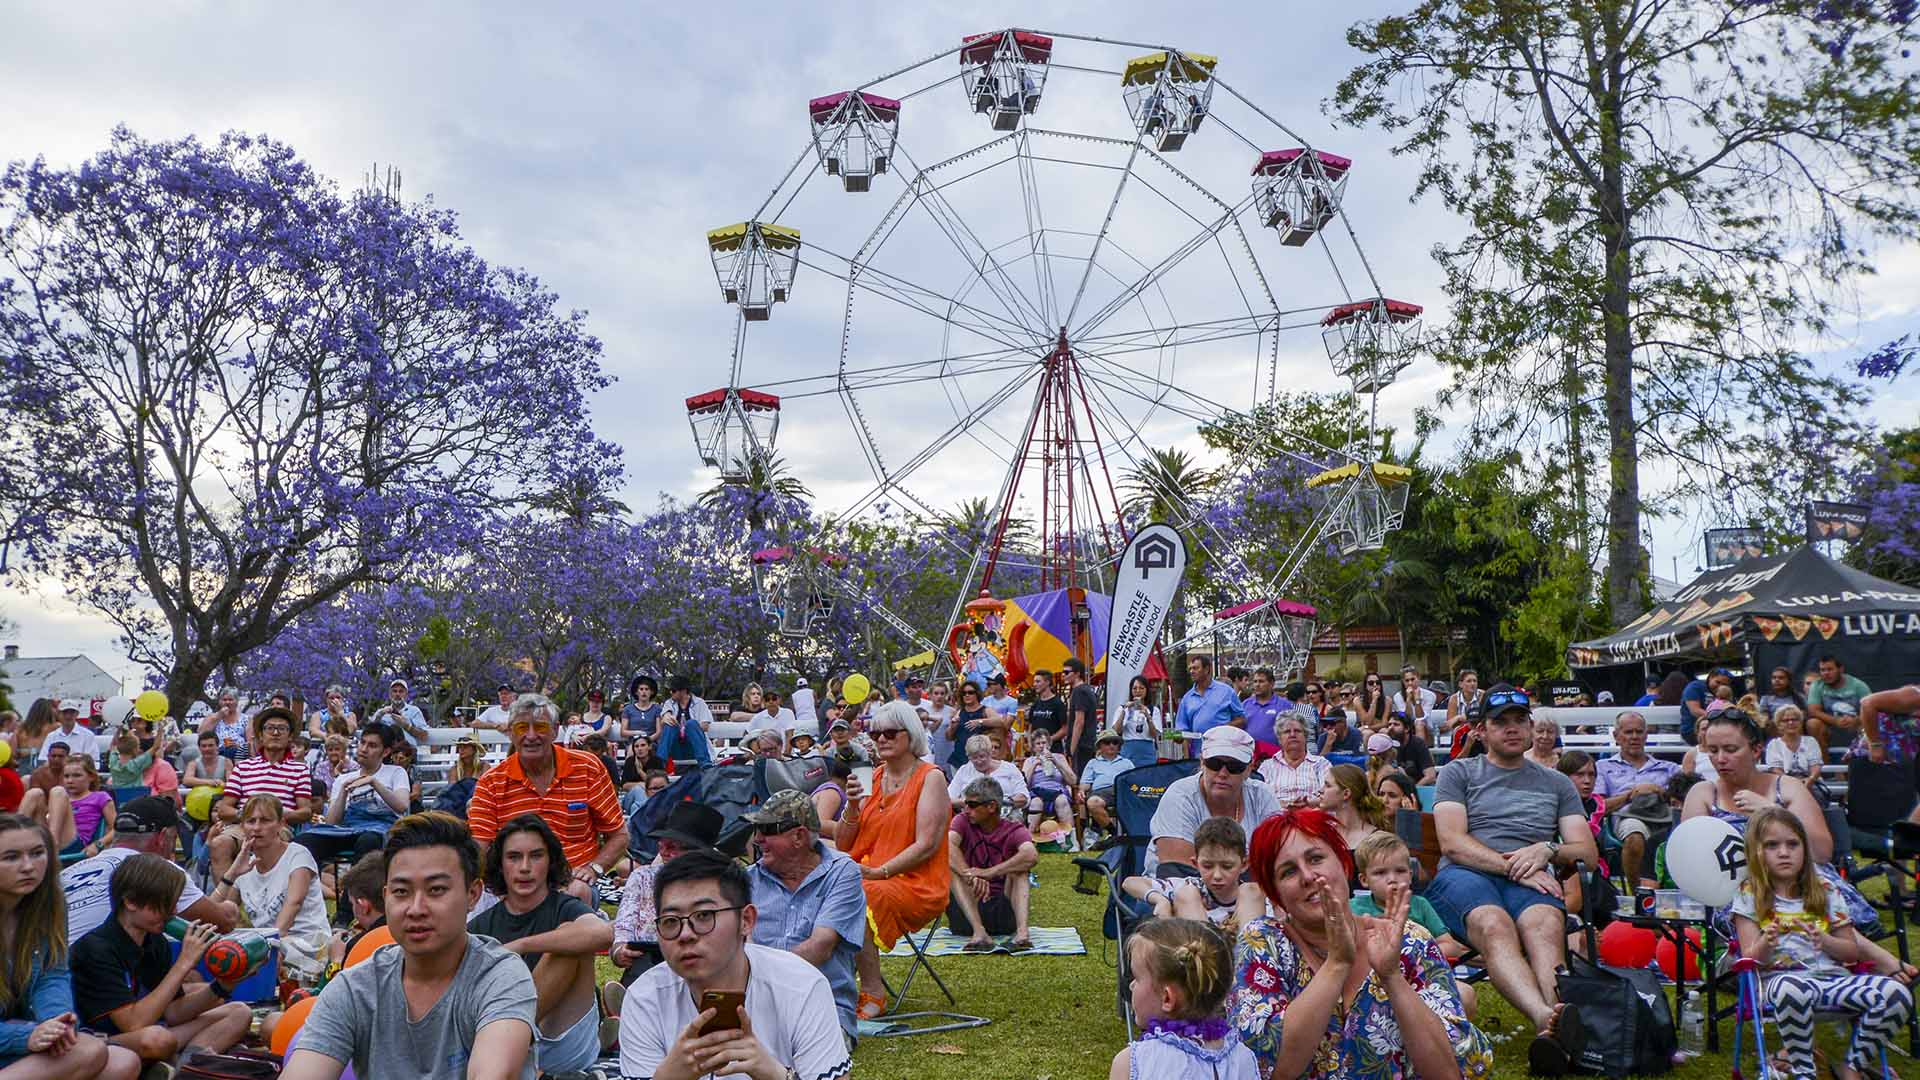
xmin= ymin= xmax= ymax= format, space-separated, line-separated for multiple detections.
xmin=790 ymin=687 xmax=818 ymax=731
xmin=1764 ymin=737 xmax=1824 ymax=779
xmin=982 ymin=693 xmax=1020 ymax=719
xmin=619 ymin=942 xmax=850 ymax=1080
xmin=45 ymin=724 xmax=101 ymax=759
xmin=327 ymin=764 xmax=413 ymax=825
xmin=1146 ymin=774 xmax=1281 ymax=876
xmin=1392 ymin=688 xmax=1439 ymax=716
xmin=474 ymin=704 xmax=512 ymax=731
xmin=947 ymin=760 xmax=1030 ymax=804
xmin=746 ymin=708 xmax=797 ymax=739
xmin=61 ymin=846 xmax=206 ymax=945
xmin=236 ymin=842 xmax=330 ymax=942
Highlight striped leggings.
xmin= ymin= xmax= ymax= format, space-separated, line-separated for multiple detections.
xmin=1760 ymin=971 xmax=1912 ymax=1078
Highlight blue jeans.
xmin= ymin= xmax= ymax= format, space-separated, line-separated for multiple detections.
xmin=1120 ymin=739 xmax=1157 ymax=768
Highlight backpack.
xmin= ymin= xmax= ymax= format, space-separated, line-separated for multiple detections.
xmin=1557 ymin=945 xmax=1676 ymax=1076
xmin=761 ymin=752 xmax=831 ymax=796
xmin=432 ymin=775 xmax=476 ymax=817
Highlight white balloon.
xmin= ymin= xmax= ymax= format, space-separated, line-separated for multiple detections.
xmin=100 ymin=696 xmax=137 ymax=734
xmin=1667 ymin=815 xmax=1748 ymax=908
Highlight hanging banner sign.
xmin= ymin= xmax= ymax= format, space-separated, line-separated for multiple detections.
xmin=1703 ymin=527 xmax=1765 ymax=570
xmin=1806 ymin=501 xmax=1870 ymax=543
xmin=1105 ymin=522 xmax=1188 ymax=716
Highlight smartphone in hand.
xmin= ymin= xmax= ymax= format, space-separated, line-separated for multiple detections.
xmin=700 ymin=990 xmax=747 ymax=1032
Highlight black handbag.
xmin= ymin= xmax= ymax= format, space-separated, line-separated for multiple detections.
xmin=175 ymin=1048 xmax=281 ymax=1080
xmin=1556 ymin=949 xmax=1676 ymax=1076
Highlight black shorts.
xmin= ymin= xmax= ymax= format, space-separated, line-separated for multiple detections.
xmin=948 ymin=893 xmax=1016 ymax=937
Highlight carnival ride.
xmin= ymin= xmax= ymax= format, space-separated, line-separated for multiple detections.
xmin=687 ymin=28 xmax=1422 ymax=684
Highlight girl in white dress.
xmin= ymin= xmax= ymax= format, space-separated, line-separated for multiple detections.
xmin=1110 ymin=917 xmax=1258 ymax=1080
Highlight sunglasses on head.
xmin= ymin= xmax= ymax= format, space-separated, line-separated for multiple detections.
xmin=1483 ymin=689 xmax=1531 ymax=711
xmin=1203 ymin=756 xmax=1248 ymax=774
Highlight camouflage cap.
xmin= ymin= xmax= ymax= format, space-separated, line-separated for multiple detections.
xmin=743 ymin=788 xmax=820 ymax=832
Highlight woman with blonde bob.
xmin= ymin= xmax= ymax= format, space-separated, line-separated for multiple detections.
xmin=836 ymin=699 xmax=951 ymax=1020
xmin=211 ymin=795 xmax=332 ymax=982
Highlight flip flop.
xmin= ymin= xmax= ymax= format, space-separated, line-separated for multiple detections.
xmin=857 ymin=991 xmax=888 ymax=1019
xmin=961 ymin=939 xmax=996 ymax=953
xmin=1006 ymin=937 xmax=1034 ymax=952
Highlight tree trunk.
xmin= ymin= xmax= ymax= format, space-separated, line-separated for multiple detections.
xmin=1597 ymin=40 xmax=1645 ymax=628
xmin=165 ymin=649 xmax=219 ymax=720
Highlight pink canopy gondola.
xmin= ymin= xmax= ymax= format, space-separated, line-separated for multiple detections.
xmin=960 ymin=30 xmax=1054 ymax=65
xmin=1252 ymin=148 xmax=1351 ymax=177
xmin=1322 ymin=298 xmax=1423 ymax=326
xmin=807 ymin=90 xmax=902 ymax=122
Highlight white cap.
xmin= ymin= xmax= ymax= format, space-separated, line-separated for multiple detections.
xmin=58 ymin=699 xmax=83 ymax=713
xmin=795 ymin=677 xmax=809 ymax=688
xmin=1200 ymin=724 xmax=1255 ymax=764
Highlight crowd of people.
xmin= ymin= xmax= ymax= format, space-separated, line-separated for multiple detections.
xmin=0 ymin=650 xmax=1915 ymax=1078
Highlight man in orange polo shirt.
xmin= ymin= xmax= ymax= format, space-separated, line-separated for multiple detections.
xmin=468 ymin=693 xmax=626 ymax=904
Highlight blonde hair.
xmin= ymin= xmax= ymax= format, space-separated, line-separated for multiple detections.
xmin=1742 ymin=806 xmax=1827 ymax=927
xmin=1352 ymin=830 xmax=1411 ymax=876
xmin=240 ymin=793 xmax=285 ymax=821
xmin=1328 ymin=763 xmax=1387 ymax=830
xmin=62 ymin=754 xmax=100 ymax=791
xmin=323 ymin=733 xmax=348 ymax=753
xmin=1129 ymin=917 xmax=1232 ymax=1020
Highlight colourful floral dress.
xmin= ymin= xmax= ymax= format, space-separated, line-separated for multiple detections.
xmin=1229 ymin=916 xmax=1493 ymax=1080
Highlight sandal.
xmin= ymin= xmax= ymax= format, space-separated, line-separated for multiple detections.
xmin=1006 ymin=937 xmax=1034 ymax=952
xmin=857 ymin=991 xmax=888 ymax=1019
xmin=1526 ymin=1003 xmax=1586 ymax=1076
xmin=961 ymin=939 xmax=995 ymax=953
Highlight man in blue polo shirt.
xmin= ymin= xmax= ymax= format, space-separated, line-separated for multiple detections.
xmin=744 ymin=790 xmax=867 ymax=1045
xmin=1175 ymin=655 xmax=1245 ymax=733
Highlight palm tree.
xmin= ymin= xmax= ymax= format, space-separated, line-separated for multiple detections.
xmin=701 ymin=454 xmax=812 ymax=535
xmin=940 ymin=496 xmax=1034 ymax=550
xmin=525 ymin=471 xmax=629 ymax=526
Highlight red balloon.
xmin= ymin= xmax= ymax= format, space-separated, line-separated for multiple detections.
xmin=1598 ymin=921 xmax=1658 ymax=969
xmin=1654 ymin=930 xmax=1703 ymax=981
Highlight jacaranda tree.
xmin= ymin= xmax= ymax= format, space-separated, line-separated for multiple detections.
xmin=0 ymin=128 xmax=611 ymax=712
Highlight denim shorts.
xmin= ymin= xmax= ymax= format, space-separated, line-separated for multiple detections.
xmin=1425 ymin=864 xmax=1565 ymax=941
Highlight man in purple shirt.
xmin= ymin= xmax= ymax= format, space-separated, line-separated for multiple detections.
xmin=1592 ymin=710 xmax=1679 ymax=885
xmin=1240 ymin=667 xmax=1292 ymax=760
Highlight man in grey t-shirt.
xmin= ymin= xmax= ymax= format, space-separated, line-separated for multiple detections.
xmin=282 ymin=814 xmax=538 ymax=1080
xmin=1147 ymin=725 xmax=1280 ymax=875
xmin=1428 ymin=686 xmax=1597 ymax=1075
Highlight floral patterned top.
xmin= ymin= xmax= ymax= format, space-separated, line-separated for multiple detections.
xmin=1230 ymin=916 xmax=1493 ymax=1080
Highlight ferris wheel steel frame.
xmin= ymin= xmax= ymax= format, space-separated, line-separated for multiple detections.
xmin=694 ymin=26 xmax=1423 ymax=672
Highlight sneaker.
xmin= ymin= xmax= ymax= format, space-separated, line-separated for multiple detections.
xmin=1028 ymin=871 xmax=1041 ymax=888
xmin=599 ymin=979 xmax=625 ymax=1019
xmin=598 ymin=1015 xmax=622 ymax=1055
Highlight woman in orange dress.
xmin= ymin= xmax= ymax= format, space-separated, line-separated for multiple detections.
xmin=836 ymin=698 xmax=952 ymax=1019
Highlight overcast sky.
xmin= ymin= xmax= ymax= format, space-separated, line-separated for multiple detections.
xmin=3 ymin=1 xmax=1915 ymax=691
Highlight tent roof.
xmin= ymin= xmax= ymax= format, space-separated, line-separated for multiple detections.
xmin=1569 ymin=546 xmax=1920 ymax=667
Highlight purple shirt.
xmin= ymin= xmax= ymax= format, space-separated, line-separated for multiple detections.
xmin=949 ymin=813 xmax=1032 ymax=898
xmin=1241 ymin=695 xmax=1292 ymax=745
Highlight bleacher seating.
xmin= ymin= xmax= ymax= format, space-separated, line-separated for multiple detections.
xmin=1533 ymin=706 xmax=1855 ymax=800
xmin=412 ymin=699 xmax=744 ymax=798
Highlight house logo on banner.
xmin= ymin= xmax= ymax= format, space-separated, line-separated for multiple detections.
xmin=1106 ymin=523 xmax=1188 ymax=717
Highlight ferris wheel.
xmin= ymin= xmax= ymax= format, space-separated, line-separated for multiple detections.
xmin=687 ymin=28 xmax=1421 ymax=679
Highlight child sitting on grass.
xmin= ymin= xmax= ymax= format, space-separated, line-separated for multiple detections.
xmin=1123 ymin=817 xmax=1264 ymax=932
xmin=1351 ymin=831 xmax=1476 ymax=1016
xmin=1110 ymin=917 xmax=1258 ymax=1079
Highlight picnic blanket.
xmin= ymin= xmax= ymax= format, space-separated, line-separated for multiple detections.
xmin=880 ymin=925 xmax=1084 ymax=957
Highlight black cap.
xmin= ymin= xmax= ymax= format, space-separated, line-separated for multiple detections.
xmin=496 ymin=683 xmax=514 ymax=693
xmin=116 ymin=797 xmax=179 ymax=834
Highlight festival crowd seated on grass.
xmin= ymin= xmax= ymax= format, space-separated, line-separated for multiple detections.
xmin=4 ymin=650 xmax=1920 ymax=1078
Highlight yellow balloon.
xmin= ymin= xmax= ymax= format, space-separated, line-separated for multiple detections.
xmin=135 ymin=690 xmax=168 ymax=721
xmin=842 ymin=673 xmax=871 ymax=705
xmin=185 ymin=784 xmax=220 ymax=823
xmin=0 ymin=740 xmax=11 ymax=768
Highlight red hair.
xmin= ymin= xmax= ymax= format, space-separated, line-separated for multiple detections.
xmin=1248 ymin=808 xmax=1354 ymax=910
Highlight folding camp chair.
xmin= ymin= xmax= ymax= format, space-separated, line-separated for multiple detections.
xmin=1069 ymin=759 xmax=1200 ymax=1037
xmin=1727 ymin=955 xmax=1895 ymax=1080
xmin=868 ymin=914 xmax=992 ymax=1038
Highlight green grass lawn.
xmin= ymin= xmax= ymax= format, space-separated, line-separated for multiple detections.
xmin=597 ymin=851 xmax=1918 ymax=1079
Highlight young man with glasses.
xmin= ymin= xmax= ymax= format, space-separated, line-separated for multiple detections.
xmin=621 ymin=849 xmax=850 ymax=1080
xmin=466 ymin=815 xmax=613 ymax=1076
xmin=207 ymin=706 xmax=313 ymax=885
xmin=467 ymin=694 xmax=626 ymax=905
xmin=745 ymin=790 xmax=868 ymax=1045
xmin=1147 ymin=725 xmax=1277 ymax=876
xmin=1429 ymin=686 xmax=1597 ymax=1073
xmin=945 ymin=777 xmax=1039 ymax=952
xmin=282 ymin=812 xmax=539 ymax=1080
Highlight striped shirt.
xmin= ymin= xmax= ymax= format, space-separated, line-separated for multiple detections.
xmin=468 ymin=745 xmax=624 ymax=868
xmin=224 ymin=753 xmax=313 ymax=811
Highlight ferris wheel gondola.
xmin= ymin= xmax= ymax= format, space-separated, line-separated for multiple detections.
xmin=690 ymin=27 xmax=1422 ymax=678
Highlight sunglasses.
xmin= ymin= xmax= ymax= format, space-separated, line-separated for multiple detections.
xmin=1483 ymin=689 xmax=1531 ymax=711
xmin=509 ymin=720 xmax=557 ymax=736
xmin=753 ymin=821 xmax=803 ymax=837
xmin=964 ymin=799 xmax=998 ymax=809
xmin=871 ymin=727 xmax=906 ymax=739
xmin=1203 ymin=756 xmax=1249 ymax=775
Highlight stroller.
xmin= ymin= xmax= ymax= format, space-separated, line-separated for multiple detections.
xmin=1070 ymin=759 xmax=1200 ymax=1037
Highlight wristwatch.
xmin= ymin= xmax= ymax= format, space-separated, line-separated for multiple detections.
xmin=1545 ymin=840 xmax=1561 ymax=861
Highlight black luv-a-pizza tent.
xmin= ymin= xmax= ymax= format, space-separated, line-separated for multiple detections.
xmin=1569 ymin=546 xmax=1920 ymax=692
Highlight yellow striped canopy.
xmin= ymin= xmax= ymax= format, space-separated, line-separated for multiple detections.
xmin=1305 ymin=460 xmax=1414 ymax=490
xmin=706 ymin=222 xmax=802 ymax=252
xmin=891 ymin=650 xmax=936 ymax=673
xmin=1121 ymin=51 xmax=1218 ymax=86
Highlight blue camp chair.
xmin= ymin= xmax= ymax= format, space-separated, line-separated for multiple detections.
xmin=1070 ymin=759 xmax=1201 ymax=1036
